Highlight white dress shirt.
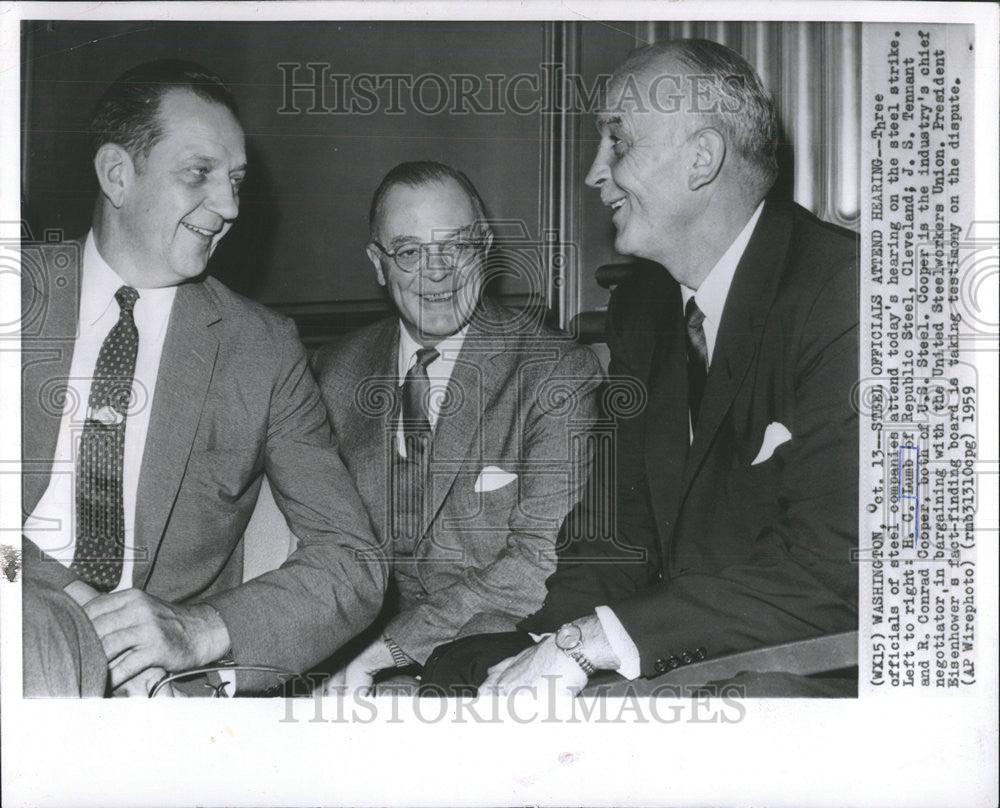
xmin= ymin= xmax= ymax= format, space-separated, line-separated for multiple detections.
xmin=596 ymin=200 xmax=766 ymax=680
xmin=395 ymin=323 xmax=467 ymax=456
xmin=24 ymin=232 xmax=177 ymax=591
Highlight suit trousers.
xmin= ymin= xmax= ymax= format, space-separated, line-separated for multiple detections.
xmin=23 ymin=579 xmax=108 ymax=697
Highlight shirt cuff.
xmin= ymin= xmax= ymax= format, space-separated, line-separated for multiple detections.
xmin=595 ymin=605 xmax=641 ymax=680
xmin=218 ymin=669 xmax=236 ymax=697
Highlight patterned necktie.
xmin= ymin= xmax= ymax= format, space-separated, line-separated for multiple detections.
xmin=685 ymin=297 xmax=709 ymax=430
xmin=400 ymin=347 xmax=439 ymax=458
xmin=391 ymin=346 xmax=439 ymax=547
xmin=71 ymin=286 xmax=140 ymax=591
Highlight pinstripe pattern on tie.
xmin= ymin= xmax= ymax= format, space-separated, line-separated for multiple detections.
xmin=391 ymin=347 xmax=439 ymax=551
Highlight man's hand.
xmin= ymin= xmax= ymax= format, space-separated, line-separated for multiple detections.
xmin=63 ymin=580 xmax=100 ymax=607
xmin=480 ymin=614 xmax=619 ymax=697
xmin=112 ymin=666 xmax=175 ymax=698
xmin=320 ymin=638 xmax=396 ymax=696
xmin=82 ymin=589 xmax=231 ymax=690
xmin=480 ymin=637 xmax=588 ymax=696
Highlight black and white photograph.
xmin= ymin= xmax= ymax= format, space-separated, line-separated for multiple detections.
xmin=2 ymin=2 xmax=997 ymax=806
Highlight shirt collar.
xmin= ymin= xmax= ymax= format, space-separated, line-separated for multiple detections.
xmin=80 ymin=231 xmax=129 ymax=327
xmin=397 ymin=321 xmax=468 ymax=380
xmin=80 ymin=231 xmax=177 ymax=327
xmin=680 ymin=200 xmax=765 ymax=327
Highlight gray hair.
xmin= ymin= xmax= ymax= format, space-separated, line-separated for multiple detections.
xmin=368 ymin=161 xmax=491 ymax=239
xmin=615 ymin=39 xmax=779 ymax=192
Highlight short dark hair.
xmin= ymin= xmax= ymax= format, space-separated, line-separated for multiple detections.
xmin=617 ymin=39 xmax=779 ymax=191
xmin=368 ymin=161 xmax=490 ymax=238
xmin=90 ymin=59 xmax=239 ymax=166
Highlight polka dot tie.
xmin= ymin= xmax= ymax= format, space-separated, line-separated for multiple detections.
xmin=71 ymin=286 xmax=139 ymax=591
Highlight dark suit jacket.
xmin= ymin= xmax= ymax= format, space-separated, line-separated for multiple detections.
xmin=21 ymin=241 xmax=387 ymax=684
xmin=525 ymin=199 xmax=859 ymax=677
xmin=312 ymin=298 xmax=602 ymax=664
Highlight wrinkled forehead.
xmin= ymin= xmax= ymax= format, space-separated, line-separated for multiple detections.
xmin=600 ymin=72 xmax=647 ymax=117
xmin=377 ymin=179 xmax=479 ymax=241
xmin=155 ymin=89 xmax=247 ymax=160
xmin=596 ymin=60 xmax=696 ymax=136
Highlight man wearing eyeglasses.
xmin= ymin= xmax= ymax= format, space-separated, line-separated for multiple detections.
xmin=311 ymin=161 xmax=602 ymax=691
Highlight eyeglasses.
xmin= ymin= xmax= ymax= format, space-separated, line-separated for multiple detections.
xmin=370 ymin=233 xmax=487 ymax=273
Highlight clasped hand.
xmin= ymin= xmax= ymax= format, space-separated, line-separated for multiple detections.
xmin=319 ymin=638 xmax=396 ymax=696
xmin=480 ymin=637 xmax=589 ymax=697
xmin=80 ymin=588 xmax=230 ymax=693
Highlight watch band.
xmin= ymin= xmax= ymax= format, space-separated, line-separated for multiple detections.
xmin=383 ymin=634 xmax=412 ymax=668
xmin=565 ymin=647 xmax=596 ymax=675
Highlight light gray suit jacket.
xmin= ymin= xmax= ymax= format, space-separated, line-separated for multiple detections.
xmin=21 ymin=240 xmax=387 ymax=686
xmin=312 ymin=298 xmax=602 ymax=664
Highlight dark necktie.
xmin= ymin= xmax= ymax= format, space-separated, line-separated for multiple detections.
xmin=685 ymin=297 xmax=709 ymax=430
xmin=391 ymin=346 xmax=440 ymax=548
xmin=400 ymin=347 xmax=439 ymax=458
xmin=71 ymin=285 xmax=139 ymax=591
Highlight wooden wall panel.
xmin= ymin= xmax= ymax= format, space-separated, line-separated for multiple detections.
xmin=21 ymin=20 xmax=861 ymax=339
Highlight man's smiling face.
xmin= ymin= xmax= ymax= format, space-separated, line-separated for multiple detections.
xmin=115 ymin=88 xmax=246 ymax=287
xmin=585 ymin=67 xmax=701 ymax=265
xmin=368 ymin=178 xmax=487 ymax=346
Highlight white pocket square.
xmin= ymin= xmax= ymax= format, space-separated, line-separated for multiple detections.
xmin=751 ymin=422 xmax=792 ymax=466
xmin=474 ymin=466 xmax=518 ymax=493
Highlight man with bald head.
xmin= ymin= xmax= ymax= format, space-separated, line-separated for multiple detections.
xmin=424 ymin=39 xmax=858 ymax=696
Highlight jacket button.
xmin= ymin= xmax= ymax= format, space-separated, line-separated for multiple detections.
xmin=694 ymin=647 xmax=707 ymax=661
xmin=667 ymin=655 xmax=681 ymax=669
xmin=654 ymin=658 xmax=669 ymax=673
xmin=681 ymin=651 xmax=694 ymax=665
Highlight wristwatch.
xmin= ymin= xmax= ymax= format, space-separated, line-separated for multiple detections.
xmin=554 ymin=622 xmax=596 ymax=675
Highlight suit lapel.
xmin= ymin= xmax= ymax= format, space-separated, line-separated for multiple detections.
xmin=420 ymin=298 xmax=509 ymax=542
xmin=347 ymin=320 xmax=400 ymax=541
xmin=642 ymin=285 xmax=692 ymax=548
xmin=134 ymin=280 xmax=221 ymax=587
xmin=680 ymin=200 xmax=791 ymax=498
xmin=20 ymin=242 xmax=82 ymax=513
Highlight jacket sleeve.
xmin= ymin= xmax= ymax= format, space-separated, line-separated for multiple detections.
xmin=610 ymin=262 xmax=859 ymax=677
xmin=518 ymin=275 xmax=665 ymax=635
xmin=203 ymin=317 xmax=387 ymax=680
xmin=384 ymin=345 xmax=604 ymax=664
xmin=21 ymin=537 xmax=81 ymax=590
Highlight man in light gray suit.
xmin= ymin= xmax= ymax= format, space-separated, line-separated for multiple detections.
xmin=22 ymin=60 xmax=386 ymax=696
xmin=312 ymin=161 xmax=602 ymax=691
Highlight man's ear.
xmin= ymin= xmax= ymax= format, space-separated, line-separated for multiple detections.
xmin=366 ymin=243 xmax=387 ymax=287
xmin=688 ymin=128 xmax=726 ymax=191
xmin=93 ymin=144 xmax=134 ymax=208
